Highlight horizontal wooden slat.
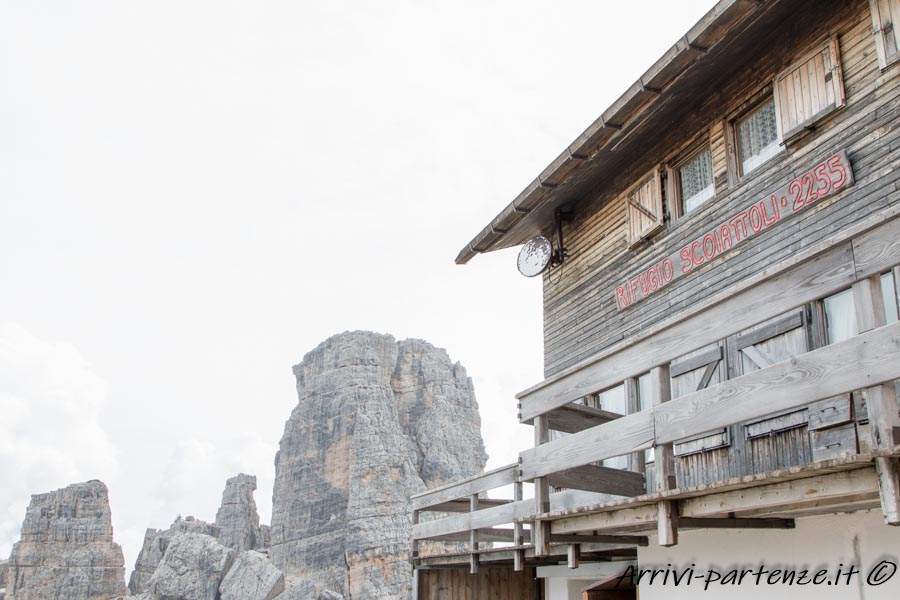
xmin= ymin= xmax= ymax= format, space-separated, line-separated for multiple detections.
xmin=529 ymin=402 xmax=622 ymax=432
xmin=546 ymin=464 xmax=645 ymax=497
xmin=520 ymin=411 xmax=655 ymax=481
xmin=423 ymin=528 xmax=529 ymax=543
xmin=425 ymin=498 xmax=513 ymax=513
xmin=551 ymin=468 xmax=879 ymax=534
xmin=548 ymin=533 xmax=648 ymax=546
xmin=413 ymin=498 xmax=534 ymax=541
xmin=670 ymin=347 xmax=723 ymax=378
xmin=734 ymin=312 xmax=803 ymax=350
xmin=412 ymin=464 xmax=518 ymax=510
xmin=678 ymin=517 xmax=795 ymax=529
xmin=654 ymin=321 xmax=900 ymax=444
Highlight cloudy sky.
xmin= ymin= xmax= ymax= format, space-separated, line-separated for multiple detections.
xmin=0 ymin=0 xmax=717 ymax=573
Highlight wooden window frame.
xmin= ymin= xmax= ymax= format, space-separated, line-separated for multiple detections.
xmin=772 ymin=36 xmax=846 ymax=143
xmin=725 ymin=87 xmax=784 ymax=182
xmin=870 ymin=0 xmax=900 ymax=69
xmin=665 ymin=138 xmax=715 ymax=221
xmin=624 ymin=168 xmax=664 ymax=249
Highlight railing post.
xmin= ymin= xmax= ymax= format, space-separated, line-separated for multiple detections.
xmin=533 ymin=414 xmax=552 ymax=556
xmin=650 ymin=364 xmax=678 ymax=546
xmin=567 ymin=543 xmax=580 ymax=569
xmin=853 ymin=275 xmax=900 ymax=524
xmin=513 ymin=481 xmax=525 ymax=571
xmin=469 ymin=494 xmax=479 ymax=573
xmin=411 ymin=509 xmax=419 ymax=599
xmin=625 ymin=376 xmax=646 ymax=477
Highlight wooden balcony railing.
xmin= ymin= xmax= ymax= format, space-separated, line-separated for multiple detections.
xmin=412 ymin=208 xmax=900 ymax=573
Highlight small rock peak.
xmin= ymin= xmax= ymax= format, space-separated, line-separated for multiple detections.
xmin=215 ymin=473 xmax=264 ymax=553
xmin=128 ymin=517 xmax=219 ymax=595
xmin=6 ymin=480 xmax=126 ymax=600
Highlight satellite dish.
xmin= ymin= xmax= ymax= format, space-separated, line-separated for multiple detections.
xmin=517 ymin=236 xmax=553 ymax=277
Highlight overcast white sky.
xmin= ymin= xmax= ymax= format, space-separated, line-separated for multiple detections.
xmin=0 ymin=0 xmax=718 ymax=574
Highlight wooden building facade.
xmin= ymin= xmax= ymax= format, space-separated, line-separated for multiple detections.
xmin=413 ymin=1 xmax=900 ymax=598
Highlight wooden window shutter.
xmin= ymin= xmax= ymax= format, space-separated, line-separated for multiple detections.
xmin=773 ymin=37 xmax=845 ymax=141
xmin=870 ymin=0 xmax=900 ymax=68
xmin=626 ymin=169 xmax=663 ymax=247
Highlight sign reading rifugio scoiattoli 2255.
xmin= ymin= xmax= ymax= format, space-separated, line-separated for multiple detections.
xmin=614 ymin=150 xmax=854 ymax=311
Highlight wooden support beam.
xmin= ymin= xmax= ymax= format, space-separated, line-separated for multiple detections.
xmin=424 ymin=528 xmax=532 ymax=543
xmin=533 ymin=415 xmax=551 ymax=556
xmin=412 ymin=464 xmax=518 ymax=511
xmin=678 ymin=518 xmax=795 ymax=529
xmin=425 ymin=498 xmax=512 ymax=513
xmin=651 ymin=365 xmax=678 ymax=547
xmin=567 ymin=544 xmax=580 ymax=569
xmin=853 ymin=276 xmax=900 ymax=525
xmin=546 ymin=464 xmax=645 ymax=497
xmin=549 ymin=534 xmax=649 ymax=546
xmin=538 ymin=403 xmax=622 ymax=434
xmin=513 ymin=481 xmax=525 ymax=572
xmin=411 ymin=509 xmax=419 ymax=559
xmin=469 ymin=494 xmax=479 ymax=574
xmin=552 ymin=468 xmax=879 ymax=535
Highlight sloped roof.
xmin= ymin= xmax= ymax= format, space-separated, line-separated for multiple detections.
xmin=455 ymin=0 xmax=778 ymax=264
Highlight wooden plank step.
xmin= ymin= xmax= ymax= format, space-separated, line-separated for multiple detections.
xmin=523 ymin=402 xmax=623 ymax=433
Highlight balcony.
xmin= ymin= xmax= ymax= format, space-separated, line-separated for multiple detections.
xmin=412 ymin=207 xmax=900 ymax=574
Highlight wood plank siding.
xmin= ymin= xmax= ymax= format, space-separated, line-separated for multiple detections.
xmin=541 ymin=0 xmax=897 ymax=380
xmin=417 ymin=568 xmax=537 ymax=600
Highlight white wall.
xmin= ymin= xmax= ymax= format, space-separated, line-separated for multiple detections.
xmin=638 ymin=509 xmax=900 ymax=599
xmin=539 ymin=560 xmax=635 ymax=600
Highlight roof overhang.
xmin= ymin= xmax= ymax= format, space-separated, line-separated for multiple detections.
xmin=455 ymin=0 xmax=779 ymax=265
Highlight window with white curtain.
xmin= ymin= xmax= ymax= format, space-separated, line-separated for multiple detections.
xmin=823 ymin=288 xmax=858 ymax=344
xmin=679 ymin=147 xmax=714 ymax=214
xmin=636 ymin=372 xmax=655 ymax=464
xmin=593 ymin=385 xmax=628 ymax=470
xmin=737 ymin=98 xmax=781 ymax=175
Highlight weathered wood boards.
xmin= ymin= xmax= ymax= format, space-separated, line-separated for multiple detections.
xmin=519 ymin=210 xmax=900 ymax=423
xmin=615 ymin=151 xmax=854 ymax=310
xmin=551 ymin=468 xmax=880 ymax=534
xmin=519 ymin=321 xmax=900 ymax=479
xmin=541 ymin=0 xmax=898 ymax=378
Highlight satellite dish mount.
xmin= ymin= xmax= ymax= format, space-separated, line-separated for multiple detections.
xmin=516 ymin=208 xmax=573 ymax=277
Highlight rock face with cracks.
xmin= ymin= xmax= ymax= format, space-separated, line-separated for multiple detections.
xmin=215 ymin=473 xmax=263 ymax=553
xmin=128 ymin=516 xmax=220 ymax=595
xmin=4 ymin=481 xmax=126 ymax=600
xmin=219 ymin=550 xmax=285 ymax=600
xmin=142 ymin=533 xmax=234 ymax=600
xmin=269 ymin=331 xmax=487 ymax=599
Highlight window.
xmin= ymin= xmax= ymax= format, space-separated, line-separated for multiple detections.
xmin=823 ymin=288 xmax=857 ymax=344
xmin=677 ymin=147 xmax=714 ymax=215
xmin=881 ymin=270 xmax=899 ymax=324
xmin=870 ymin=0 xmax=900 ymax=69
xmin=625 ymin=169 xmax=663 ymax=247
xmin=592 ymin=385 xmax=628 ymax=470
xmin=636 ymin=373 xmax=655 ymax=464
xmin=736 ymin=98 xmax=781 ymax=175
xmin=773 ymin=37 xmax=845 ymax=141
